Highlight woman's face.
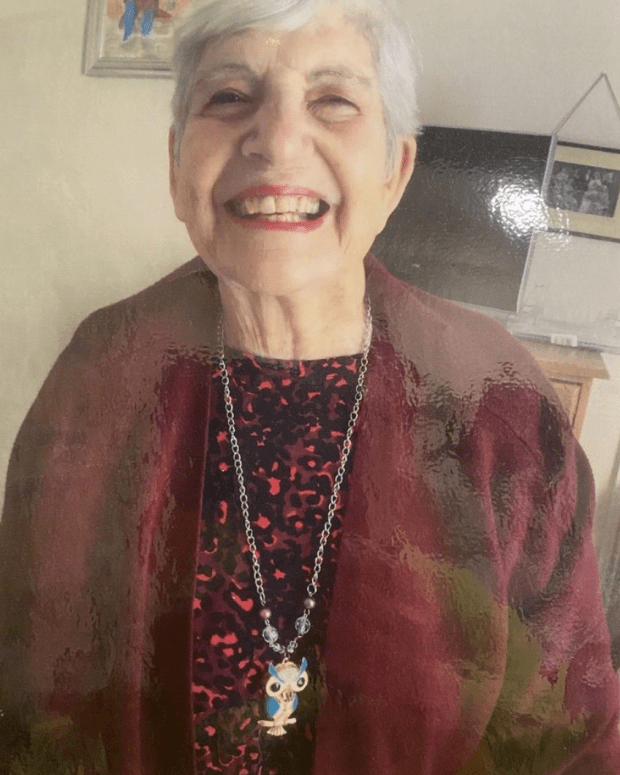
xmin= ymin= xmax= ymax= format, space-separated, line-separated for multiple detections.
xmin=169 ymin=6 xmax=415 ymax=296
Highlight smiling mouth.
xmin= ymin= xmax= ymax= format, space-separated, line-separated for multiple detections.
xmin=225 ymin=195 xmax=330 ymax=222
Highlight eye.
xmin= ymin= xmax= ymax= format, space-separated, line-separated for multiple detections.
xmin=209 ymin=90 xmax=245 ymax=105
xmin=310 ymin=94 xmax=359 ymax=120
xmin=195 ymin=89 xmax=254 ymax=118
xmin=272 ymin=682 xmax=280 ymax=692
xmin=316 ymin=95 xmax=355 ymax=106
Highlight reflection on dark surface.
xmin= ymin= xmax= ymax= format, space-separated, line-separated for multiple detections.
xmin=373 ymin=126 xmax=552 ymax=312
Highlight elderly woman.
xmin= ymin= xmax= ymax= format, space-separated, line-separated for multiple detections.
xmin=1 ymin=0 xmax=619 ymax=773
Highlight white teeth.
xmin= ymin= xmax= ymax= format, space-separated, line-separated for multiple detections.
xmin=236 ymin=194 xmax=323 ymax=217
xmin=258 ymin=196 xmax=277 ymax=215
xmin=264 ymin=213 xmax=304 ymax=222
xmin=245 ymin=198 xmax=259 ymax=215
xmin=274 ymin=196 xmax=289 ymax=212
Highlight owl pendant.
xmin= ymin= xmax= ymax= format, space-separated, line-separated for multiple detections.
xmin=257 ymin=658 xmax=309 ymax=736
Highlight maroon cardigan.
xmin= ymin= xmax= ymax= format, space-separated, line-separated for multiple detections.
xmin=1 ymin=257 xmax=619 ymax=774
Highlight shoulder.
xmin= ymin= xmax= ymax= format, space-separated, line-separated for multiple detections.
xmin=70 ymin=257 xmax=219 ymax=363
xmin=16 ymin=258 xmax=218 ymax=443
xmin=367 ymin=255 xmax=545 ymax=388
xmin=367 ymin=254 xmax=561 ymax=402
xmin=366 ymin=255 xmax=572 ymax=471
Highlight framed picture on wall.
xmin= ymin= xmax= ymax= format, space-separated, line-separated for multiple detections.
xmin=82 ymin=0 xmax=194 ymax=77
xmin=546 ymin=142 xmax=620 ymax=243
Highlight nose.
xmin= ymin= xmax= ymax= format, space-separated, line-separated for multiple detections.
xmin=241 ymin=95 xmax=311 ymax=167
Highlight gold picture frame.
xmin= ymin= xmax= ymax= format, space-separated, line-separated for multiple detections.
xmin=82 ymin=0 xmax=193 ymax=78
xmin=546 ymin=141 xmax=620 ymax=242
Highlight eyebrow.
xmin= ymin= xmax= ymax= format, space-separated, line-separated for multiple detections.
xmin=193 ymin=62 xmax=374 ymax=89
xmin=307 ymin=66 xmax=373 ymax=89
xmin=193 ymin=63 xmax=257 ymax=88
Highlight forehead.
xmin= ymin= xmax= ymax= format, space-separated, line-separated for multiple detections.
xmin=192 ymin=8 xmax=377 ymax=87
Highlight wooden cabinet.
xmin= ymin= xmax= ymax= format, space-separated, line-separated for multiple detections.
xmin=518 ymin=339 xmax=609 ymax=438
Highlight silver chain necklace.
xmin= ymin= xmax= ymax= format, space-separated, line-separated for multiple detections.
xmin=217 ymin=302 xmax=372 ymax=735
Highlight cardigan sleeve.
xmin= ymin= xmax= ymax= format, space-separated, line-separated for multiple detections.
xmin=0 ymin=318 xmax=118 ymax=773
xmin=467 ymin=381 xmax=620 ymax=774
xmin=0 ymin=289 xmax=211 ymax=774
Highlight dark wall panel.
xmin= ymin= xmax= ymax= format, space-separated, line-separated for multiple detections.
xmin=373 ymin=126 xmax=552 ymax=312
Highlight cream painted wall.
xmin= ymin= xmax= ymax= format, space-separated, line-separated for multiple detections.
xmin=1 ymin=0 xmax=620 ymax=573
xmin=0 ymin=0 xmax=192 ymax=500
xmin=584 ymin=354 xmax=620 ymax=574
xmin=404 ymin=0 xmax=620 ymax=142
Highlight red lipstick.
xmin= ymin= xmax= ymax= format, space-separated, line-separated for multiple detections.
xmin=225 ymin=184 xmax=330 ymax=232
xmin=231 ymin=215 xmax=326 ymax=232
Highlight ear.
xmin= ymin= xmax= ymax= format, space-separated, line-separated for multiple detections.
xmin=168 ymin=127 xmax=179 ymax=201
xmin=268 ymin=663 xmax=281 ymax=680
xmin=169 ymin=128 xmax=188 ymax=224
xmin=383 ymin=136 xmax=417 ymax=219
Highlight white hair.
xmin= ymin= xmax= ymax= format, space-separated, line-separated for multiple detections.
xmin=171 ymin=0 xmax=421 ymax=165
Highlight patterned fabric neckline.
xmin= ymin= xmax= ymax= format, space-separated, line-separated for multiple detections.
xmin=223 ymin=346 xmax=363 ymax=373
xmin=193 ymin=352 xmax=361 ymax=774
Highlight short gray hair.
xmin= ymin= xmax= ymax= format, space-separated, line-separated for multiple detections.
xmin=171 ymin=0 xmax=421 ymax=165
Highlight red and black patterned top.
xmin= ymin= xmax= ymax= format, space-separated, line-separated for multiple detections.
xmin=192 ymin=351 xmax=361 ymax=775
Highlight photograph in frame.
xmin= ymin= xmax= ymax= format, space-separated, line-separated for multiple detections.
xmin=83 ymin=0 xmax=193 ymax=77
xmin=546 ymin=142 xmax=620 ymax=243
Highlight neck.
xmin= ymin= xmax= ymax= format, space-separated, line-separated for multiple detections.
xmin=218 ymin=269 xmax=367 ymax=360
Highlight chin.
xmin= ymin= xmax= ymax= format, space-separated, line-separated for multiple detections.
xmin=200 ymin=243 xmax=348 ymax=296
xmin=229 ymin=260 xmax=343 ymax=297
xmin=236 ymin=269 xmax=325 ymax=297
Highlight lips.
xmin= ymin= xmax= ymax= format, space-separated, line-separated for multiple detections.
xmin=224 ymin=185 xmax=331 ymax=231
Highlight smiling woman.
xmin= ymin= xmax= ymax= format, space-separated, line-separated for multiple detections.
xmin=1 ymin=1 xmax=620 ymax=774
xmin=168 ymin=4 xmax=415 ymax=357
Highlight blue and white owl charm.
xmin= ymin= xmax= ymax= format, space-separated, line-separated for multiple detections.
xmin=257 ymin=658 xmax=309 ymax=736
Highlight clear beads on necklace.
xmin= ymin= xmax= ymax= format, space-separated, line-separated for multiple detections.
xmin=295 ymin=614 xmax=311 ymax=635
xmin=262 ymin=625 xmax=278 ymax=645
xmin=260 ymin=614 xmax=311 ymax=654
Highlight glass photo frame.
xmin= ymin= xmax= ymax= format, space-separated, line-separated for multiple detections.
xmin=546 ymin=142 xmax=620 ymax=243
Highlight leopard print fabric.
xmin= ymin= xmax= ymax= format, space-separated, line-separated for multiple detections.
xmin=192 ymin=351 xmax=360 ymax=774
